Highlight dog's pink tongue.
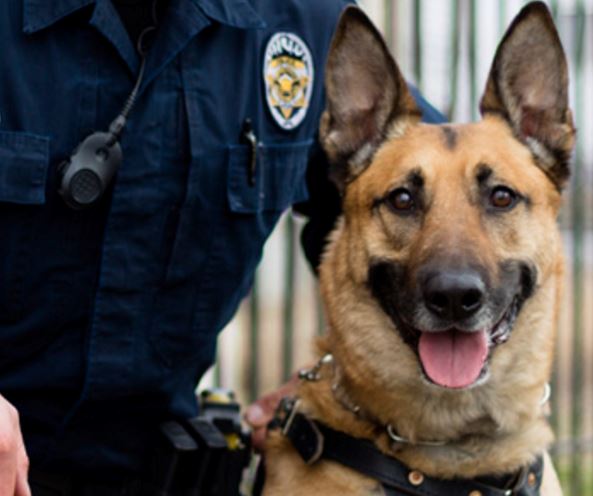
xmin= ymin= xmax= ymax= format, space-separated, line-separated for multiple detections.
xmin=418 ymin=330 xmax=488 ymax=389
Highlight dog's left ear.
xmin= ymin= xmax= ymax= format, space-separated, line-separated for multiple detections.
xmin=320 ymin=6 xmax=421 ymax=192
xmin=480 ymin=1 xmax=575 ymax=189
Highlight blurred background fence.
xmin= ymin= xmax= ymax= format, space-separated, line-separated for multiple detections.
xmin=201 ymin=1 xmax=593 ymax=493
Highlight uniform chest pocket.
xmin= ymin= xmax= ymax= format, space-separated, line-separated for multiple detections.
xmin=0 ymin=131 xmax=50 ymax=205
xmin=0 ymin=131 xmax=50 ymax=330
xmin=148 ymin=140 xmax=313 ymax=369
xmin=189 ymin=139 xmax=314 ymax=338
xmin=227 ymin=140 xmax=312 ymax=214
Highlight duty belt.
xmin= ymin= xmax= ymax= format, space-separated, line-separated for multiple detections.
xmin=28 ymin=468 xmax=142 ymax=496
xmin=275 ymin=398 xmax=543 ymax=496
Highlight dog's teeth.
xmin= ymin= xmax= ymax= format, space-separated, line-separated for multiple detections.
xmin=492 ymin=323 xmax=511 ymax=344
xmin=491 ymin=321 xmax=511 ymax=345
xmin=493 ymin=333 xmax=509 ymax=345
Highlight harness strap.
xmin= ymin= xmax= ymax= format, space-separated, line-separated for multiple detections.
xmin=276 ymin=399 xmax=543 ymax=496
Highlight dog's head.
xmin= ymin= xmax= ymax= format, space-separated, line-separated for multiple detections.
xmin=319 ymin=2 xmax=574 ymax=393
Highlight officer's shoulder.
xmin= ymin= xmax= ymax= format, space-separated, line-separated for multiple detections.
xmin=294 ymin=0 xmax=352 ymax=16
xmin=257 ymin=0 xmax=351 ymax=28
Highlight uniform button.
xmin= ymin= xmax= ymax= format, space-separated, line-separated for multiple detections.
xmin=528 ymin=472 xmax=537 ymax=486
xmin=469 ymin=491 xmax=482 ymax=496
xmin=408 ymin=470 xmax=424 ymax=486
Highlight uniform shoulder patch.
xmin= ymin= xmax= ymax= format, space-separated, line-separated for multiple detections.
xmin=263 ymin=32 xmax=314 ymax=131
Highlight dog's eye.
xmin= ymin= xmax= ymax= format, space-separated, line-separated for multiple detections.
xmin=489 ymin=186 xmax=517 ymax=210
xmin=387 ymin=188 xmax=415 ymax=212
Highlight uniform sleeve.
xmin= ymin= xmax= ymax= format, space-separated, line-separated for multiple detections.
xmin=296 ymin=88 xmax=447 ymax=273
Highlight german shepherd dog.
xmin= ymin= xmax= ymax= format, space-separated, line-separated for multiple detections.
xmin=263 ymin=2 xmax=574 ymax=495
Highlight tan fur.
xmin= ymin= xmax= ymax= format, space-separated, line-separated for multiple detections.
xmin=324 ymin=118 xmax=562 ymax=476
xmin=265 ymin=120 xmax=563 ymax=495
xmin=264 ymin=4 xmax=572 ymax=495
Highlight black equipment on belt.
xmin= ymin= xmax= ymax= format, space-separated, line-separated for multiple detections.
xmin=141 ymin=389 xmax=252 ymax=496
xmin=57 ymin=0 xmax=160 ymax=210
xmin=140 ymin=419 xmax=226 ymax=496
xmin=195 ymin=390 xmax=253 ymax=495
xmin=29 ymin=389 xmax=253 ymax=496
xmin=275 ymin=397 xmax=543 ymax=496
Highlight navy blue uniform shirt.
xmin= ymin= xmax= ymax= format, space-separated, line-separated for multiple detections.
xmin=0 ymin=0 xmax=445 ymax=478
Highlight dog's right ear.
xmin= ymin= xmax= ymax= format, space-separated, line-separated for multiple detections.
xmin=320 ymin=6 xmax=421 ymax=192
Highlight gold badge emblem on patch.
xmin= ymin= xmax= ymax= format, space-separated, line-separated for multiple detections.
xmin=264 ymin=32 xmax=314 ymax=131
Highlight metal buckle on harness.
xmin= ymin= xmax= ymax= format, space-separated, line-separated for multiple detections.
xmin=276 ymin=398 xmax=325 ymax=465
xmin=280 ymin=398 xmax=301 ymax=436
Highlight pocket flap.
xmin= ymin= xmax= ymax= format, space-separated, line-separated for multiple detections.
xmin=227 ymin=140 xmax=312 ymax=213
xmin=0 ymin=131 xmax=50 ymax=205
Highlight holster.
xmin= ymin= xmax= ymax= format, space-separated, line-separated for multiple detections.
xmin=142 ymin=389 xmax=252 ymax=496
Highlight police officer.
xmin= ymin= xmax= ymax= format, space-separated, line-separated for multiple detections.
xmin=0 ymin=0 xmax=444 ymax=493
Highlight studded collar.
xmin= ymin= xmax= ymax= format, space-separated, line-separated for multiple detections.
xmin=274 ymin=397 xmax=543 ymax=496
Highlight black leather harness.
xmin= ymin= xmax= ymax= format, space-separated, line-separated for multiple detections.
xmin=275 ymin=398 xmax=543 ymax=496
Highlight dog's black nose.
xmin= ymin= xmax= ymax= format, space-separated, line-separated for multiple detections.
xmin=422 ymin=270 xmax=486 ymax=321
